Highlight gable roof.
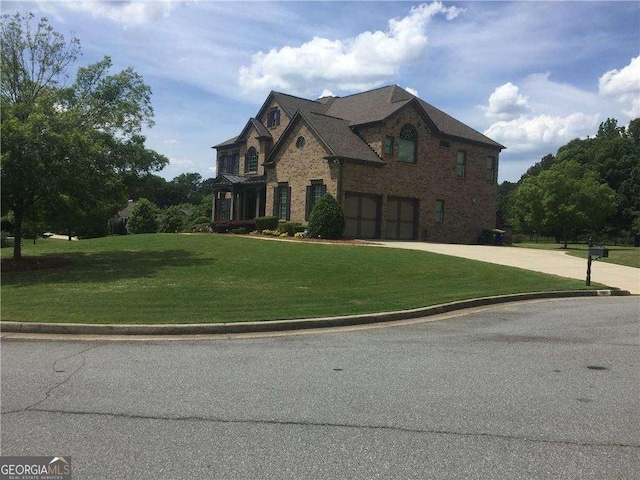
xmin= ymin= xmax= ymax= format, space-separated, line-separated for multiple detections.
xmin=324 ymin=85 xmax=504 ymax=149
xmin=265 ymin=110 xmax=384 ymax=166
xmin=238 ymin=117 xmax=271 ymax=141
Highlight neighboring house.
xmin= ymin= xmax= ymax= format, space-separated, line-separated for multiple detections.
xmin=212 ymin=85 xmax=505 ymax=243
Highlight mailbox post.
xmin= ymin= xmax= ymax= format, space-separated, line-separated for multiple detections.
xmin=586 ymin=237 xmax=609 ymax=286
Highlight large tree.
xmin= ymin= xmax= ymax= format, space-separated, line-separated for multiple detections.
xmin=1 ymin=13 xmax=167 ymax=258
xmin=511 ymin=161 xmax=616 ymax=248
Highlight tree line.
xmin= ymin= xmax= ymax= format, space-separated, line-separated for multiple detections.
xmin=498 ymin=118 xmax=640 ymax=246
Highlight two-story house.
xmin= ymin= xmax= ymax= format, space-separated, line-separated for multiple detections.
xmin=212 ymin=85 xmax=504 ymax=243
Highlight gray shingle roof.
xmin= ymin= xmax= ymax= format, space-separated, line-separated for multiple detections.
xmin=271 ymin=92 xmax=329 ymax=117
xmin=302 ymin=112 xmax=384 ymax=164
xmin=215 ymin=85 xmax=504 ymax=156
xmin=213 ymin=135 xmax=239 ymax=148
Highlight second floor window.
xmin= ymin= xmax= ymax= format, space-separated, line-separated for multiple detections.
xmin=487 ymin=156 xmax=497 ymax=183
xmin=456 ymin=151 xmax=466 ymax=177
xmin=267 ymin=108 xmax=280 ymax=128
xmin=399 ymin=124 xmax=417 ymax=164
xmin=245 ymin=148 xmax=258 ymax=173
xmin=218 ymin=152 xmax=239 ymax=175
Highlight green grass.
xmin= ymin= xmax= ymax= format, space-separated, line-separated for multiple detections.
xmin=1 ymin=234 xmax=604 ymax=324
xmin=515 ymin=242 xmax=640 ymax=268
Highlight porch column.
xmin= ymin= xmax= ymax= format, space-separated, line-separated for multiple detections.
xmin=255 ymin=189 xmax=260 ymax=219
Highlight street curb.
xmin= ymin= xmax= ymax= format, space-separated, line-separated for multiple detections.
xmin=0 ymin=290 xmax=631 ymax=336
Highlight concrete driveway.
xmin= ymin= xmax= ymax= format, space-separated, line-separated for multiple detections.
xmin=377 ymin=242 xmax=640 ymax=295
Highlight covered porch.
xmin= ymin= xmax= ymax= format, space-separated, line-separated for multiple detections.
xmin=212 ymin=174 xmax=267 ymax=221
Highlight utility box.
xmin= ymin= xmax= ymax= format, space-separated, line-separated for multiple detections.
xmin=589 ymin=246 xmax=609 ymax=258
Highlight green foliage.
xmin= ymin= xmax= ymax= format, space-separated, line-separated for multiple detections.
xmin=307 ymin=194 xmax=345 ymax=239
xmin=127 ymin=198 xmax=161 ymax=234
xmin=0 ymin=13 xmax=165 ymax=259
xmin=501 ymin=117 xmax=640 ymax=242
xmin=511 ymin=161 xmax=616 ymax=247
xmin=108 ymin=217 xmax=128 ymax=236
xmin=158 ymin=205 xmax=186 ymax=233
xmin=278 ymin=222 xmax=305 ymax=237
xmin=1 ymin=231 xmax=12 ymax=248
xmin=255 ymin=216 xmax=279 ymax=232
xmin=190 ymin=223 xmax=212 ymax=233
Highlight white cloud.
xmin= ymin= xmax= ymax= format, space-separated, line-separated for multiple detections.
xmin=485 ymin=113 xmax=600 ymax=154
xmin=238 ymin=2 xmax=463 ymax=95
xmin=482 ymin=82 xmax=530 ymax=120
xmin=61 ymin=0 xmax=177 ymax=26
xmin=599 ymin=56 xmax=640 ymax=119
xmin=404 ymin=86 xmax=419 ymax=96
xmin=319 ymin=89 xmax=335 ymax=98
xmin=168 ymin=156 xmax=194 ymax=168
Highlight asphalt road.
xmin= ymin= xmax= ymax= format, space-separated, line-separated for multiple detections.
xmin=1 ymin=297 xmax=639 ymax=479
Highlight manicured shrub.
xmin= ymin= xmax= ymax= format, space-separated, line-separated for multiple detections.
xmin=212 ymin=220 xmax=256 ymax=234
xmin=308 ymin=194 xmax=345 ymax=239
xmin=212 ymin=220 xmax=231 ymax=233
xmin=262 ymin=229 xmax=279 ymax=236
xmin=232 ymin=228 xmax=248 ymax=235
xmin=128 ymin=199 xmax=161 ymax=234
xmin=278 ymin=222 xmax=305 ymax=237
xmin=255 ymin=216 xmax=279 ymax=233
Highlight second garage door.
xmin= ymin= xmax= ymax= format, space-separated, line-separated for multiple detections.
xmin=385 ymin=197 xmax=418 ymax=240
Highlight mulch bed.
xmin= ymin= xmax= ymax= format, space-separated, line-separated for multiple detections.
xmin=1 ymin=256 xmax=71 ymax=273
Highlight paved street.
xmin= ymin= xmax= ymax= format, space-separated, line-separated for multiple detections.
xmin=1 ymin=297 xmax=639 ymax=479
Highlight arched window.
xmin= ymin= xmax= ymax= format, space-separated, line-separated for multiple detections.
xmin=399 ymin=124 xmax=417 ymax=164
xmin=246 ymin=147 xmax=258 ymax=173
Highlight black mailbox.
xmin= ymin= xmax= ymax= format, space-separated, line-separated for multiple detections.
xmin=589 ymin=246 xmax=609 ymax=258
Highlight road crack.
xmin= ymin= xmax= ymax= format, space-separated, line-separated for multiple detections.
xmin=2 ymin=344 xmax=105 ymax=414
xmin=10 ymin=407 xmax=639 ymax=450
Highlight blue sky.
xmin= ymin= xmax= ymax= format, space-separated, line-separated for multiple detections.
xmin=4 ymin=1 xmax=639 ymax=183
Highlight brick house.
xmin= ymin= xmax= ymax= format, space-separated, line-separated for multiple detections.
xmin=212 ymin=85 xmax=504 ymax=243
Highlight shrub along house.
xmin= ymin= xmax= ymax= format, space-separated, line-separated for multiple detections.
xmin=212 ymin=85 xmax=504 ymax=243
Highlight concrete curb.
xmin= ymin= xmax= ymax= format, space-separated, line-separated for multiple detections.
xmin=0 ymin=290 xmax=631 ymax=336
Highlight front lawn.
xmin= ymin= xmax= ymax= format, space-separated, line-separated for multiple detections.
xmin=1 ymin=234 xmax=603 ymax=324
xmin=515 ymin=242 xmax=640 ymax=268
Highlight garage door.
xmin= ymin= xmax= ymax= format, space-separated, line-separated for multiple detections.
xmin=344 ymin=193 xmax=381 ymax=239
xmin=386 ymin=197 xmax=418 ymax=240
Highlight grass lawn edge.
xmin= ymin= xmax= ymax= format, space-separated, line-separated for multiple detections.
xmin=1 ymin=289 xmax=630 ymax=336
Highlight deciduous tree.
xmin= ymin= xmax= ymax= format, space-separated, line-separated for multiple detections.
xmin=1 ymin=13 xmax=167 ymax=258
